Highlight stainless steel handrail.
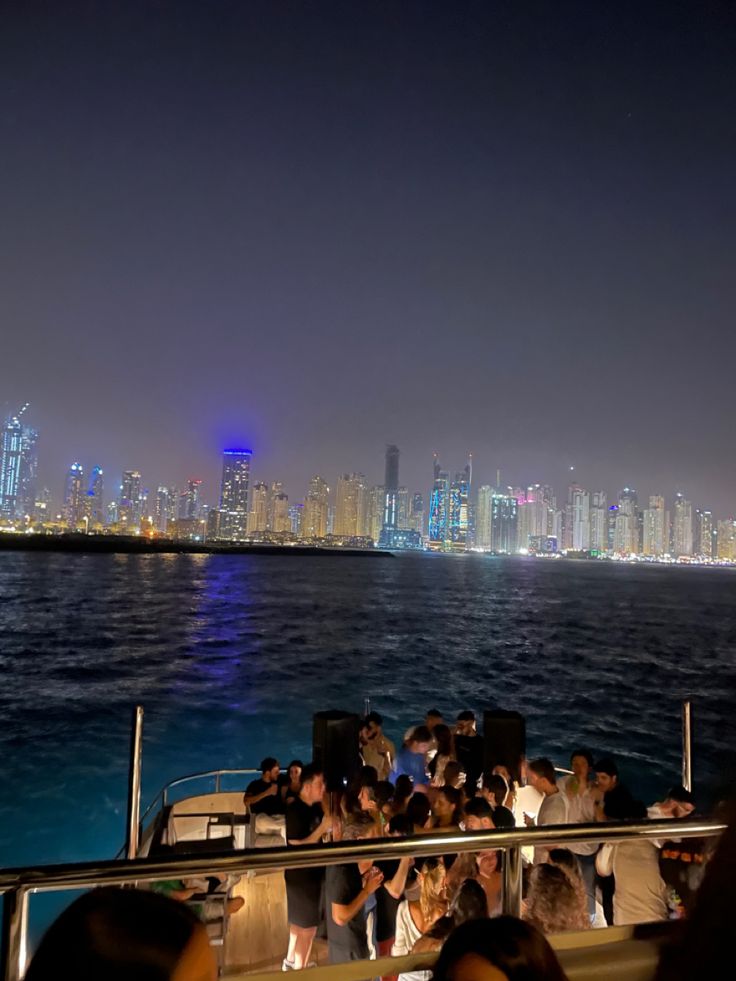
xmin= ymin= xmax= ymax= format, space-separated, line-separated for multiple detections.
xmin=682 ymin=699 xmax=692 ymax=792
xmin=1 ymin=818 xmax=723 ymax=981
xmin=125 ymin=706 xmax=144 ymax=860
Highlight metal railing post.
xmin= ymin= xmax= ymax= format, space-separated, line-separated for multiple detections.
xmin=502 ymin=844 xmax=523 ymax=917
xmin=126 ymin=706 xmax=144 ymax=860
xmin=682 ymin=699 xmax=692 ymax=792
xmin=2 ymin=887 xmax=29 ymax=981
xmin=215 ymin=773 xmax=221 ymax=793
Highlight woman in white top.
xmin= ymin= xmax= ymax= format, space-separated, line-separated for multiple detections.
xmin=391 ymin=857 xmax=447 ymax=981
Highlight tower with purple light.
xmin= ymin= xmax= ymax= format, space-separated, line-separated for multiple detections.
xmin=218 ymin=448 xmax=252 ymax=541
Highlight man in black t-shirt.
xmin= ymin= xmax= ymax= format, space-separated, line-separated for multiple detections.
xmin=243 ymin=757 xmax=284 ymax=816
xmin=326 ymin=812 xmax=384 ymax=964
xmin=455 ymin=711 xmax=483 ymax=792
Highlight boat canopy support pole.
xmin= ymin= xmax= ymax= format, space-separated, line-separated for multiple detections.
xmin=502 ymin=844 xmax=523 ymax=918
xmin=2 ymin=887 xmax=29 ymax=981
xmin=682 ymin=699 xmax=692 ymax=793
xmin=126 ymin=705 xmax=144 ymax=860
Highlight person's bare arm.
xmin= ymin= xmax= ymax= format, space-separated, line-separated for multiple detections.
xmin=243 ymin=783 xmax=279 ymax=807
xmin=287 ymin=814 xmax=332 ymax=846
xmin=332 ymin=868 xmax=383 ymax=926
xmin=383 ymin=856 xmax=412 ymax=900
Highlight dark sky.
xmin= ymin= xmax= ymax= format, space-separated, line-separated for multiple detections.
xmin=2 ymin=1 xmax=735 ymax=512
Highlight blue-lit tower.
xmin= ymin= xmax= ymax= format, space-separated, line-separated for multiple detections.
xmin=448 ymin=459 xmax=471 ymax=550
xmin=219 ymin=448 xmax=252 ymax=540
xmin=0 ymin=409 xmax=25 ymax=518
xmin=63 ymin=463 xmax=85 ymax=529
xmin=428 ymin=455 xmax=450 ymax=548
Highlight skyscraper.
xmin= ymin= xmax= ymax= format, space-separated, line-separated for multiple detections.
xmin=63 ymin=463 xmax=85 ymax=529
xmin=271 ymin=492 xmax=290 ymax=533
xmin=409 ymin=492 xmax=425 ymax=537
xmin=614 ymin=488 xmax=639 ymax=554
xmin=643 ymin=495 xmax=666 ymax=556
xmin=119 ymin=471 xmax=142 ymax=528
xmin=383 ymin=445 xmax=400 ymax=531
xmin=717 ymin=519 xmax=736 ymax=560
xmin=695 ymin=508 xmax=714 ymax=559
xmin=288 ymin=503 xmax=303 ymax=537
xmin=397 ymin=487 xmax=409 ymax=530
xmin=218 ymin=448 xmax=251 ymax=540
xmin=248 ymin=482 xmax=269 ymax=535
xmin=590 ymin=492 xmax=608 ymax=552
xmin=155 ymin=487 xmax=170 ymax=533
xmin=267 ymin=482 xmax=284 ymax=529
xmin=448 ymin=462 xmax=471 ymax=550
xmin=428 ymin=456 xmax=449 ymax=549
xmin=476 ymin=485 xmax=493 ymax=550
xmin=302 ymin=476 xmax=329 ymax=539
xmin=184 ymin=479 xmax=202 ymax=519
xmin=87 ymin=466 xmax=105 ymax=527
xmin=570 ymin=485 xmax=591 ymax=551
xmin=366 ymin=486 xmax=385 ymax=542
xmin=334 ymin=473 xmax=365 ymax=537
xmin=673 ymin=493 xmax=693 ymax=557
xmin=0 ymin=409 xmax=26 ymax=518
xmin=491 ymin=491 xmax=518 ymax=553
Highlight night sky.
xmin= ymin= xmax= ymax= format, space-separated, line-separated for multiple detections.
xmin=2 ymin=2 xmax=735 ymax=512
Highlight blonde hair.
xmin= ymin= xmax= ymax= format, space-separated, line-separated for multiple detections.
xmin=418 ymin=858 xmax=447 ymax=924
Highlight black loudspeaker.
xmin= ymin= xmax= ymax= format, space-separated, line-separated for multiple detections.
xmin=312 ymin=710 xmax=362 ymax=792
xmin=483 ymin=710 xmax=526 ymax=786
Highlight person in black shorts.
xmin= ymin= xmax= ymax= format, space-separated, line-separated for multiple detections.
xmin=283 ymin=763 xmax=333 ymax=971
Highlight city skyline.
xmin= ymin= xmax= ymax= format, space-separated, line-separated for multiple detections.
xmin=2 ymin=4 xmax=735 ymax=521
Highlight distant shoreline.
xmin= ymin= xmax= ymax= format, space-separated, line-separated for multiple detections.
xmin=0 ymin=533 xmax=393 ymax=558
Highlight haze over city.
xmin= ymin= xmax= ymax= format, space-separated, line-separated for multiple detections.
xmin=2 ymin=2 xmax=735 ymax=512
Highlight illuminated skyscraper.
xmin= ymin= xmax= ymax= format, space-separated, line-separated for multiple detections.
xmin=409 ymin=493 xmax=425 ymax=537
xmin=717 ymin=519 xmax=736 ymax=560
xmin=335 ymin=473 xmax=365 ymax=537
xmin=119 ymin=471 xmax=142 ymax=528
xmin=448 ymin=463 xmax=471 ymax=550
xmin=383 ymin=445 xmax=400 ymax=531
xmin=219 ymin=448 xmax=251 ymax=540
xmin=0 ymin=408 xmax=30 ymax=518
xmin=570 ymin=485 xmax=591 ymax=551
xmin=590 ymin=492 xmax=608 ymax=552
xmin=397 ymin=487 xmax=409 ymax=530
xmin=63 ymin=463 xmax=85 ymax=529
xmin=272 ymin=492 xmax=290 ymax=533
xmin=643 ymin=495 xmax=666 ymax=556
xmin=155 ymin=487 xmax=170 ymax=533
xmin=183 ymin=479 xmax=202 ymax=520
xmin=367 ymin=486 xmax=385 ymax=542
xmin=303 ymin=476 xmax=329 ymax=539
xmin=695 ymin=508 xmax=713 ymax=558
xmin=491 ymin=491 xmax=518 ymax=553
xmin=614 ymin=488 xmax=639 ymax=554
xmin=248 ymin=482 xmax=269 ymax=535
xmin=673 ymin=493 xmax=693 ymax=557
xmin=288 ymin=503 xmax=303 ymax=537
xmin=428 ymin=456 xmax=449 ymax=548
xmin=87 ymin=466 xmax=105 ymax=527
xmin=476 ymin=485 xmax=493 ymax=550
xmin=267 ymin=482 xmax=284 ymax=529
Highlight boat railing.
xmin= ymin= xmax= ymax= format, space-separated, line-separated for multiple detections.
xmin=0 ymin=817 xmax=724 ymax=981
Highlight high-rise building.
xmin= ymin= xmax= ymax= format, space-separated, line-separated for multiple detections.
xmin=63 ymin=463 xmax=85 ymax=529
xmin=428 ymin=456 xmax=449 ymax=548
xmin=218 ymin=448 xmax=251 ymax=540
xmin=267 ymin=482 xmax=284 ymax=529
xmin=272 ymin=492 xmax=290 ymax=533
xmin=288 ymin=503 xmax=304 ymax=537
xmin=334 ymin=473 xmax=365 ymax=537
xmin=397 ymin=487 xmax=409 ymax=530
xmin=302 ymin=476 xmax=329 ymax=539
xmin=570 ymin=485 xmax=591 ymax=551
xmin=183 ymin=479 xmax=202 ymax=520
xmin=383 ymin=445 xmax=400 ymax=531
xmin=717 ymin=519 xmax=736 ymax=560
xmin=695 ymin=508 xmax=714 ymax=559
xmin=154 ymin=487 xmax=170 ymax=533
xmin=247 ymin=482 xmax=269 ymax=535
xmin=590 ymin=492 xmax=608 ymax=552
xmin=0 ymin=411 xmax=24 ymax=518
xmin=409 ymin=493 xmax=424 ymax=537
xmin=119 ymin=471 xmax=142 ymax=528
xmin=492 ymin=491 xmax=518 ymax=553
xmin=448 ymin=463 xmax=471 ymax=550
xmin=366 ymin=486 xmax=385 ymax=542
xmin=614 ymin=488 xmax=639 ymax=554
xmin=673 ymin=493 xmax=693 ymax=557
xmin=476 ymin=485 xmax=493 ymax=550
xmin=642 ymin=495 xmax=666 ymax=556
xmin=87 ymin=466 xmax=105 ymax=527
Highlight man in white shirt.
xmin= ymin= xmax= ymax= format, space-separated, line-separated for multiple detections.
xmin=525 ymin=757 xmax=568 ymax=863
xmin=559 ymin=748 xmax=599 ymax=920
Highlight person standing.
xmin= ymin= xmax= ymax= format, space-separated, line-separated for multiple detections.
xmin=326 ymin=813 xmax=384 ymax=964
xmin=454 ymin=712 xmax=483 ymax=793
xmin=360 ymin=712 xmax=397 ymax=782
xmin=525 ymin=758 xmax=568 ymax=864
xmin=393 ymin=726 xmax=432 ymax=791
xmin=283 ymin=764 xmax=334 ymax=972
xmin=559 ymin=749 xmax=599 ymax=920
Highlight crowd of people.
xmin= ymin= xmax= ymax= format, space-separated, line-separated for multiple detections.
xmin=239 ymin=708 xmax=705 ymax=972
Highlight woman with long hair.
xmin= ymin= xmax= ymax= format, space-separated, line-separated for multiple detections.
xmin=24 ymin=887 xmax=217 ymax=981
xmin=429 ymin=725 xmax=456 ymax=787
xmin=412 ymin=877 xmax=489 ymax=954
xmin=431 ymin=916 xmax=569 ymax=981
xmin=432 ymin=786 xmax=464 ymax=830
xmin=524 ymin=863 xmax=590 ymax=935
xmin=392 ymin=857 xmax=448 ymax=981
xmin=281 ymin=760 xmax=303 ymax=807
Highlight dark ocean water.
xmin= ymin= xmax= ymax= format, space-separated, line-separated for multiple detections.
xmin=2 ymin=551 xmax=736 ymax=872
